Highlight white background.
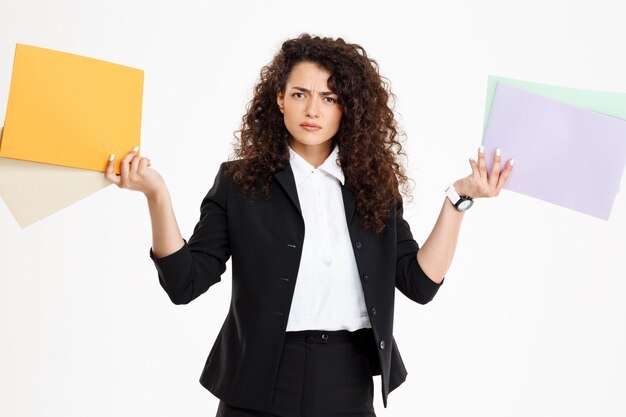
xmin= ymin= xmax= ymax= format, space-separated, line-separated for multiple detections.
xmin=1 ymin=0 xmax=625 ymax=416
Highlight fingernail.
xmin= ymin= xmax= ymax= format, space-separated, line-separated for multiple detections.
xmin=109 ymin=153 xmax=115 ymax=161
xmin=132 ymin=146 xmax=139 ymax=152
xmin=479 ymin=145 xmax=484 ymax=154
xmin=510 ymin=159 xmax=515 ymax=166
xmin=496 ymin=148 xmax=501 ymax=157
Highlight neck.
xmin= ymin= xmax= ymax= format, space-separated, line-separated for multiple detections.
xmin=289 ymin=138 xmax=334 ymax=168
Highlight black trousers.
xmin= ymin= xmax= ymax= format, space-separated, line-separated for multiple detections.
xmin=215 ymin=328 xmax=377 ymax=417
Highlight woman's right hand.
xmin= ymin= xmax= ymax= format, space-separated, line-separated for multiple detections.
xmin=105 ymin=146 xmax=165 ymax=198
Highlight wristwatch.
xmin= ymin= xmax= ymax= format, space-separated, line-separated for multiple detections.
xmin=445 ymin=183 xmax=474 ymax=212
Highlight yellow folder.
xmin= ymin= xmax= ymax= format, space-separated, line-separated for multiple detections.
xmin=0 ymin=44 xmax=144 ymax=174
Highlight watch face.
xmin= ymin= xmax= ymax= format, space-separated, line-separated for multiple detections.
xmin=458 ymin=199 xmax=473 ymax=211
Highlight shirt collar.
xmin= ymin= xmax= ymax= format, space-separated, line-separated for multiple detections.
xmin=288 ymin=142 xmax=345 ymax=186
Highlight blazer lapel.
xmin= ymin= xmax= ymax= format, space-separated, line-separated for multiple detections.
xmin=274 ymin=161 xmax=356 ymax=227
xmin=274 ymin=162 xmax=302 ymax=215
xmin=340 ymin=183 xmax=356 ymax=227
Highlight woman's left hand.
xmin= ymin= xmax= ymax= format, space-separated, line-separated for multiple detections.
xmin=453 ymin=145 xmax=514 ymax=198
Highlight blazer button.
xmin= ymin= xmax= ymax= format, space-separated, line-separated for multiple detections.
xmin=363 ymin=274 xmax=369 ymax=283
xmin=370 ymin=307 xmax=377 ymax=316
xmin=321 ymin=333 xmax=329 ymax=341
xmin=355 ymin=241 xmax=362 ymax=249
xmin=379 ymin=340 xmax=386 ymax=350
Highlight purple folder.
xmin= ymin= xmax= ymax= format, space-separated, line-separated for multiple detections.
xmin=482 ymin=83 xmax=626 ymax=220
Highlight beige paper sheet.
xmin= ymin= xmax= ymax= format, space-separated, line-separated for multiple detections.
xmin=0 ymin=128 xmax=112 ymax=228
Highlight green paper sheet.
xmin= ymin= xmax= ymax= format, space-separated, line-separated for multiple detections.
xmin=482 ymin=75 xmax=626 ymax=134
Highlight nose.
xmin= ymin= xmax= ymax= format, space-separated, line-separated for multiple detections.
xmin=305 ymin=98 xmax=320 ymax=118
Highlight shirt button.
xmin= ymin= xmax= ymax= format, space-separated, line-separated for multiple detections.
xmin=379 ymin=340 xmax=386 ymax=350
xmin=355 ymin=241 xmax=362 ymax=249
xmin=370 ymin=307 xmax=377 ymax=316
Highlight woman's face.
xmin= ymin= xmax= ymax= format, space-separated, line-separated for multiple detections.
xmin=277 ymin=61 xmax=342 ymax=149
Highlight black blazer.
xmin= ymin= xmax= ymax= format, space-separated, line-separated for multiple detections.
xmin=149 ymin=160 xmax=444 ymax=411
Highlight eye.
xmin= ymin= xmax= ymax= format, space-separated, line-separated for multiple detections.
xmin=323 ymin=97 xmax=338 ymax=104
xmin=291 ymin=92 xmax=305 ymax=99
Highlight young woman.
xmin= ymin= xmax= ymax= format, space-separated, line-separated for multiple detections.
xmin=105 ymin=34 xmax=513 ymax=417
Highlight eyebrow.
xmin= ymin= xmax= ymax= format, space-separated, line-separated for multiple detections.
xmin=291 ymin=86 xmax=337 ymax=96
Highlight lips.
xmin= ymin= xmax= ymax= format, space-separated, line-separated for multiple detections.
xmin=300 ymin=123 xmax=321 ymax=131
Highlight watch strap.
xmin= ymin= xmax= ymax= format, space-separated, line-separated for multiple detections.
xmin=445 ymin=183 xmax=473 ymax=211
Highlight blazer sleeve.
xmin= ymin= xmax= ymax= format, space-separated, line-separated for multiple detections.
xmin=395 ymin=196 xmax=444 ymax=304
xmin=148 ymin=162 xmax=231 ymax=305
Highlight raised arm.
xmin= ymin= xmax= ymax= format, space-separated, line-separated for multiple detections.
xmin=105 ymin=148 xmax=231 ymax=304
xmin=416 ymin=146 xmax=514 ymax=284
xmin=146 ymin=187 xmax=185 ymax=259
xmin=105 ymin=147 xmax=185 ymax=258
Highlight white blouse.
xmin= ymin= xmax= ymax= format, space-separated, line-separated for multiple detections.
xmin=285 ymin=142 xmax=372 ymax=332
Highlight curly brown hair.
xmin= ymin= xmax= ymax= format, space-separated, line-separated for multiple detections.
xmin=225 ymin=33 xmax=413 ymax=235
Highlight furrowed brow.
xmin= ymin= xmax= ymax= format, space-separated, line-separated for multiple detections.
xmin=292 ymin=86 xmax=336 ymax=96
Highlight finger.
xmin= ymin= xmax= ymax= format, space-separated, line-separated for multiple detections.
xmin=477 ymin=145 xmax=488 ymax=183
xmin=137 ymin=156 xmax=150 ymax=175
xmin=489 ymin=148 xmax=502 ymax=188
xmin=130 ymin=154 xmax=142 ymax=177
xmin=469 ymin=157 xmax=479 ymax=177
xmin=104 ymin=154 xmax=121 ymax=186
xmin=496 ymin=158 xmax=515 ymax=192
xmin=120 ymin=146 xmax=139 ymax=186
